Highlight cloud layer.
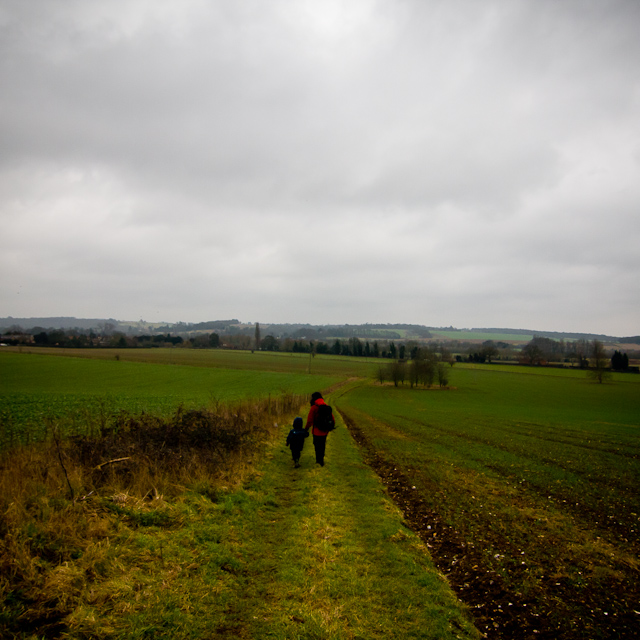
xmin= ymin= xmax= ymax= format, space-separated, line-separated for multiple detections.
xmin=1 ymin=0 xmax=639 ymax=334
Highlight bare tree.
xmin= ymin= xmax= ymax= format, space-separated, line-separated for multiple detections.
xmin=520 ymin=341 xmax=544 ymax=365
xmin=437 ymin=363 xmax=449 ymax=387
xmin=387 ymin=360 xmax=406 ymax=387
xmin=420 ymin=359 xmax=436 ymax=387
xmin=440 ymin=347 xmax=455 ymax=367
xmin=481 ymin=340 xmax=499 ymax=363
xmin=571 ymin=339 xmax=590 ymax=368
xmin=588 ymin=340 xmax=611 ymax=384
xmin=409 ymin=359 xmax=420 ymax=388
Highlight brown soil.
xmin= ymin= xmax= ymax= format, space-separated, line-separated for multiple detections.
xmin=340 ymin=410 xmax=640 ymax=640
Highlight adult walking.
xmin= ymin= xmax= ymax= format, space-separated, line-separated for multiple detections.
xmin=305 ymin=391 xmax=335 ymax=466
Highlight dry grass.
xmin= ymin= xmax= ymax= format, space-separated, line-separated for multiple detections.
xmin=0 ymin=393 xmax=304 ymax=638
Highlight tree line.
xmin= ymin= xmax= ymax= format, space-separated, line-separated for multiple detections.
xmin=1 ymin=329 xmax=188 ymax=349
xmin=2 ymin=328 xmax=634 ymax=378
xmin=518 ymin=336 xmax=633 ymax=371
xmin=1 ymin=326 xmax=449 ymax=361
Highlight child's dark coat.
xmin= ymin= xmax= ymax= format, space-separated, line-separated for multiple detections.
xmin=286 ymin=417 xmax=308 ymax=463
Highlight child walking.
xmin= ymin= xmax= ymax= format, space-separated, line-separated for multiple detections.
xmin=286 ymin=416 xmax=309 ymax=468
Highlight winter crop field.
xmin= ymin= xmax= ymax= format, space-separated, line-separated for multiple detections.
xmin=334 ymin=366 xmax=640 ymax=637
xmin=0 ymin=350 xmax=343 ymax=447
xmin=1 ymin=345 xmax=380 ymax=376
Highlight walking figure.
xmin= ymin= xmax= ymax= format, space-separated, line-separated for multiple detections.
xmin=305 ymin=391 xmax=335 ymax=466
xmin=286 ymin=416 xmax=308 ymax=468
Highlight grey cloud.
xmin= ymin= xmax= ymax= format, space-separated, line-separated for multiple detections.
xmin=1 ymin=0 xmax=639 ymax=334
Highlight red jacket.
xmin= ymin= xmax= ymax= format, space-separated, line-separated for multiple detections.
xmin=306 ymin=398 xmax=334 ymax=436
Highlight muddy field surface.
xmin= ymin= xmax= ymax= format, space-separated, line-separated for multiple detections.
xmin=340 ymin=410 xmax=640 ymax=640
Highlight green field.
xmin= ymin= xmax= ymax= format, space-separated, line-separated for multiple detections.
xmin=430 ymin=330 xmax=533 ymax=342
xmin=336 ymin=366 xmax=640 ymax=540
xmin=335 ymin=365 xmax=640 ymax=637
xmin=1 ymin=349 xmax=639 ymax=638
xmin=0 ymin=351 xmax=342 ymax=447
xmin=3 ymin=346 xmax=380 ymax=377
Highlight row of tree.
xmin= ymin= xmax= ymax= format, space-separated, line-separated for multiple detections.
xmin=518 ymin=336 xmax=632 ymax=373
xmin=253 ymin=326 xmax=437 ymax=359
xmin=0 ymin=330 xmax=191 ymax=349
xmin=518 ymin=336 xmax=609 ymax=367
xmin=3 ymin=328 xmax=633 ymax=379
xmin=2 ymin=327 xmax=418 ymax=357
xmin=29 ymin=331 xmax=187 ymax=349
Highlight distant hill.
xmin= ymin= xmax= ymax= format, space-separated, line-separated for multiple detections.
xmin=0 ymin=316 xmax=628 ymax=343
xmin=0 ymin=317 xmax=120 ymax=331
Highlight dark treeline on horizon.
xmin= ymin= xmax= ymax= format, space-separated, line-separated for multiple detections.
xmin=2 ymin=316 xmax=637 ymax=343
xmin=1 ymin=327 xmax=637 ymax=373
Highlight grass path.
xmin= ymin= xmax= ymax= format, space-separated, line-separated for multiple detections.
xmin=208 ymin=420 xmax=480 ymax=639
xmin=89 ymin=412 xmax=480 ymax=639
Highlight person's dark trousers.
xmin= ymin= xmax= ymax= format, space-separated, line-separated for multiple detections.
xmin=291 ymin=447 xmax=302 ymax=465
xmin=313 ymin=435 xmax=327 ymax=465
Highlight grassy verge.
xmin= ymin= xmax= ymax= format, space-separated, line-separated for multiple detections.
xmin=0 ymin=393 xmax=479 ymax=639
xmin=0 ymin=394 xmax=303 ymax=638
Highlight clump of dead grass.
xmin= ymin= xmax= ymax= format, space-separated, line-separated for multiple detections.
xmin=0 ymin=392 xmax=304 ymax=638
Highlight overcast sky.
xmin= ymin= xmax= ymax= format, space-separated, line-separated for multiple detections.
xmin=1 ymin=0 xmax=639 ymax=336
